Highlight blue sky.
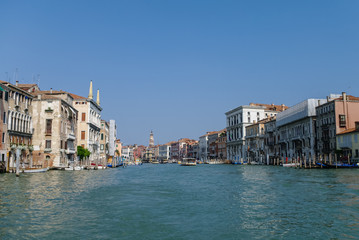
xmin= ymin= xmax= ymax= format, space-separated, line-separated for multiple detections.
xmin=1 ymin=0 xmax=358 ymax=145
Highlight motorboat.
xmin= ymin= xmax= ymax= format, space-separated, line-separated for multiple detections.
xmin=181 ymin=158 xmax=197 ymax=166
xmin=23 ymin=167 xmax=49 ymax=173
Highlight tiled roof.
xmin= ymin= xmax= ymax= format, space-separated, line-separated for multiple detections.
xmin=68 ymin=93 xmax=87 ymax=100
xmin=17 ymin=84 xmax=38 ymax=90
xmin=249 ymin=103 xmax=288 ymax=111
xmin=334 ymin=95 xmax=359 ymax=101
xmin=337 ymin=128 xmax=359 ymax=135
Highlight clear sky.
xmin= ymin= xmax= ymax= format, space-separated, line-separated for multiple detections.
xmin=1 ymin=0 xmax=358 ymax=146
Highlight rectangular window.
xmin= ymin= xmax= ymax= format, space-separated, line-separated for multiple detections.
xmin=60 ymin=140 xmax=63 ymax=149
xmin=4 ymin=92 xmax=8 ymax=101
xmin=100 ymin=144 xmax=104 ymax=150
xmin=81 ymin=131 xmax=85 ymax=140
xmin=46 ymin=140 xmax=51 ymax=149
xmin=1 ymin=154 xmax=4 ymax=162
xmin=2 ymin=133 xmax=4 ymax=143
xmin=82 ymin=113 xmax=86 ymax=121
xmin=46 ymin=119 xmax=52 ymax=135
xmin=101 ymin=133 xmax=104 ymax=140
xmin=355 ymin=134 xmax=358 ymax=143
xmin=3 ymin=112 xmax=6 ymax=124
xmin=65 ymin=141 xmax=68 ymax=149
xmin=339 ymin=115 xmax=346 ymax=127
xmin=356 ymin=149 xmax=359 ymax=158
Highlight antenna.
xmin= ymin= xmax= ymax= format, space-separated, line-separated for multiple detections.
xmin=37 ymin=74 xmax=40 ymax=88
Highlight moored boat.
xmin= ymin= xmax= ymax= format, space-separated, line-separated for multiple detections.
xmin=23 ymin=167 xmax=49 ymax=173
xmin=181 ymin=158 xmax=196 ymax=166
xmin=283 ymin=163 xmax=300 ymax=167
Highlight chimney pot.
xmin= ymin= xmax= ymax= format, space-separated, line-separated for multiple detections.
xmin=16 ymin=80 xmax=19 ymax=86
xmin=50 ymin=88 xmax=53 ymax=94
xmin=342 ymin=92 xmax=347 ymax=101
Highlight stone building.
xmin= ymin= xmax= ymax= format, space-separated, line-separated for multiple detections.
xmin=225 ymin=103 xmax=287 ymax=163
xmin=336 ymin=122 xmax=359 ymax=163
xmin=245 ymin=118 xmax=273 ymax=164
xmin=187 ymin=141 xmax=199 ymax=160
xmin=100 ymin=120 xmax=109 ymax=164
xmin=0 ymin=80 xmax=34 ymax=172
xmin=31 ymin=90 xmax=78 ymax=168
xmin=70 ymin=80 xmax=102 ymax=164
xmin=0 ymin=83 xmax=9 ymax=172
xmin=216 ymin=130 xmax=227 ymax=161
xmin=276 ymin=99 xmax=326 ymax=161
xmin=108 ymin=119 xmax=117 ymax=164
xmin=316 ymin=92 xmax=359 ymax=157
xmin=263 ymin=117 xmax=277 ymax=164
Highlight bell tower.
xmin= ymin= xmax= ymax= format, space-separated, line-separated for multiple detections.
xmin=149 ymin=130 xmax=154 ymax=147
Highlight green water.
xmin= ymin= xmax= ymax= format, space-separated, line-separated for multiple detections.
xmin=0 ymin=164 xmax=358 ymax=239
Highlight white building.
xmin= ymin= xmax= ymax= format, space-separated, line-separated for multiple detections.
xmin=158 ymin=144 xmax=171 ymax=161
xmin=225 ymin=103 xmax=287 ymax=162
xmin=276 ymin=99 xmax=326 ymax=161
xmin=108 ymin=120 xmax=117 ymax=157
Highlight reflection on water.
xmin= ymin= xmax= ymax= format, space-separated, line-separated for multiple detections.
xmin=1 ymin=166 xmax=359 ymax=239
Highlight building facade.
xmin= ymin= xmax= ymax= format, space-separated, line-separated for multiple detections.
xmin=71 ymin=80 xmax=102 ymax=164
xmin=32 ymin=90 xmax=78 ymax=168
xmin=0 ymin=83 xmax=9 ymax=172
xmin=1 ymin=81 xmax=34 ymax=172
xmin=100 ymin=120 xmax=109 ymax=164
xmin=336 ymin=122 xmax=359 ymax=163
xmin=225 ymin=103 xmax=287 ymax=162
xmin=316 ymin=93 xmax=359 ymax=157
xmin=276 ymin=99 xmax=325 ymax=162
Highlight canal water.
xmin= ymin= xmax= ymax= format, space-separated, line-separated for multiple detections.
xmin=1 ymin=164 xmax=359 ymax=239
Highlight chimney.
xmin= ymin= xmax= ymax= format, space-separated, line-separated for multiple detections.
xmin=50 ymin=88 xmax=53 ymax=94
xmin=326 ymin=96 xmax=329 ymax=102
xmin=281 ymin=104 xmax=285 ymax=111
xmin=342 ymin=92 xmax=347 ymax=101
xmin=356 ymin=122 xmax=359 ymax=131
xmin=16 ymin=80 xmax=19 ymax=86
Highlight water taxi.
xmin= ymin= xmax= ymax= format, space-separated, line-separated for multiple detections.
xmin=181 ymin=158 xmax=197 ymax=166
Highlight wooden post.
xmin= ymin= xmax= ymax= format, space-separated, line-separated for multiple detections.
xmin=15 ymin=149 xmax=20 ymax=177
xmin=329 ymin=153 xmax=332 ymax=165
xmin=335 ymin=154 xmax=338 ymax=169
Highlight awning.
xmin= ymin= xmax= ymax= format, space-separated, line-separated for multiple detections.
xmin=0 ymin=85 xmax=4 ymax=91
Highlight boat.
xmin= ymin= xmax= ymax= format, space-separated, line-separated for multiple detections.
xmin=180 ymin=158 xmax=197 ymax=166
xmin=65 ymin=166 xmax=83 ymax=171
xmin=23 ymin=167 xmax=49 ymax=173
xmin=283 ymin=163 xmax=300 ymax=167
xmin=316 ymin=162 xmax=359 ymax=168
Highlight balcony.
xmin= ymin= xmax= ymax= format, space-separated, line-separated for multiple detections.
xmin=67 ymin=133 xmax=76 ymax=140
xmin=44 ymin=148 xmax=52 ymax=153
xmin=66 ymin=148 xmax=76 ymax=154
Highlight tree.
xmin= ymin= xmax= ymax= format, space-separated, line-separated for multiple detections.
xmin=77 ymin=146 xmax=91 ymax=160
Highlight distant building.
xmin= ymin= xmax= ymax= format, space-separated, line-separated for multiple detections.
xmin=149 ymin=130 xmax=154 ymax=147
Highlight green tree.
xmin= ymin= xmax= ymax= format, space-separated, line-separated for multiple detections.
xmin=77 ymin=146 xmax=91 ymax=160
